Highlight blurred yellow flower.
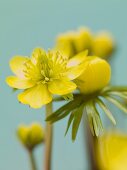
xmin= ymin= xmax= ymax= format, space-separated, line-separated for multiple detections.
xmin=6 ymin=48 xmax=88 ymax=108
xmin=92 ymin=32 xmax=114 ymax=58
xmin=56 ymin=27 xmax=93 ymax=58
xmin=75 ymin=56 xmax=111 ymax=94
xmin=73 ymin=27 xmax=93 ymax=53
xmin=55 ymin=28 xmax=114 ymax=60
xmin=96 ymin=132 xmax=127 ymax=170
xmin=55 ymin=31 xmax=75 ymax=57
xmin=17 ymin=123 xmax=45 ymax=150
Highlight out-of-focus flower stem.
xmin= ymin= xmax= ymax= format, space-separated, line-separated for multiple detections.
xmin=44 ymin=102 xmax=53 ymax=170
xmin=83 ymin=113 xmax=98 ymax=170
xmin=86 ymin=124 xmax=98 ymax=170
xmin=28 ymin=150 xmax=37 ymax=170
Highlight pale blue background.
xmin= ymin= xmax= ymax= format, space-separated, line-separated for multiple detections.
xmin=1 ymin=0 xmax=127 ymax=170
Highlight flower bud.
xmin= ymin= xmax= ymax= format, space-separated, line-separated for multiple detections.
xmin=17 ymin=123 xmax=45 ymax=150
xmin=56 ymin=32 xmax=76 ymax=58
xmin=73 ymin=27 xmax=93 ymax=53
xmin=92 ymin=32 xmax=114 ymax=58
xmin=55 ymin=28 xmax=93 ymax=58
xmin=75 ymin=56 xmax=111 ymax=94
xmin=96 ymin=132 xmax=127 ymax=170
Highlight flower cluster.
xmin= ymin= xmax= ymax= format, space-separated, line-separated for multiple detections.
xmin=6 ymin=27 xmax=127 ymax=140
xmin=55 ymin=27 xmax=114 ymax=59
xmin=55 ymin=28 xmax=93 ymax=58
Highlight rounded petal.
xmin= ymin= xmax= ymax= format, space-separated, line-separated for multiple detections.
xmin=48 ymin=79 xmax=77 ymax=95
xmin=10 ymin=56 xmax=29 ymax=78
xmin=31 ymin=48 xmax=46 ymax=65
xmin=92 ymin=32 xmax=114 ymax=58
xmin=73 ymin=27 xmax=93 ymax=53
xmin=75 ymin=56 xmax=111 ymax=94
xmin=56 ymin=31 xmax=76 ymax=58
xmin=67 ymin=50 xmax=88 ymax=68
xmin=97 ymin=132 xmax=127 ymax=170
xmin=17 ymin=125 xmax=29 ymax=145
xmin=18 ymin=84 xmax=52 ymax=108
xmin=6 ymin=76 xmax=35 ymax=89
xmin=66 ymin=62 xmax=88 ymax=80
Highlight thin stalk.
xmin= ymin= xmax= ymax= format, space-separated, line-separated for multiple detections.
xmin=83 ymin=114 xmax=99 ymax=170
xmin=86 ymin=124 xmax=98 ymax=170
xmin=28 ymin=149 xmax=37 ymax=170
xmin=44 ymin=102 xmax=53 ymax=170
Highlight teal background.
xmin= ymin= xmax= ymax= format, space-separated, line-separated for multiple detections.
xmin=1 ymin=0 xmax=127 ymax=170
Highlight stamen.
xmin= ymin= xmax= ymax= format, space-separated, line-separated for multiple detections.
xmin=22 ymin=50 xmax=69 ymax=85
xmin=45 ymin=77 xmax=50 ymax=81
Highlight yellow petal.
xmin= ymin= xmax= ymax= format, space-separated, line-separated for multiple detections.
xmin=17 ymin=125 xmax=29 ymax=145
xmin=6 ymin=76 xmax=35 ymax=89
xmin=56 ymin=31 xmax=76 ymax=58
xmin=48 ymin=79 xmax=77 ymax=95
xmin=92 ymin=32 xmax=114 ymax=58
xmin=67 ymin=50 xmax=88 ymax=68
xmin=97 ymin=132 xmax=127 ymax=170
xmin=18 ymin=84 xmax=52 ymax=108
xmin=66 ymin=62 xmax=88 ymax=80
xmin=73 ymin=27 xmax=93 ymax=53
xmin=31 ymin=48 xmax=46 ymax=65
xmin=75 ymin=56 xmax=111 ymax=94
xmin=29 ymin=123 xmax=45 ymax=144
xmin=10 ymin=56 xmax=29 ymax=78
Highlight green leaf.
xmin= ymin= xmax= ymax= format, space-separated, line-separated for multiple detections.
xmin=85 ymin=104 xmax=95 ymax=136
xmin=50 ymin=110 xmax=70 ymax=123
xmin=62 ymin=93 xmax=74 ymax=101
xmin=104 ymin=96 xmax=127 ymax=114
xmin=123 ymin=92 xmax=127 ymax=95
xmin=53 ymin=96 xmax=65 ymax=102
xmin=46 ymin=101 xmax=73 ymax=121
xmin=12 ymin=88 xmax=18 ymax=92
xmin=111 ymin=86 xmax=127 ymax=91
xmin=86 ymin=101 xmax=103 ymax=136
xmin=72 ymin=104 xmax=84 ymax=141
xmin=106 ymin=91 xmax=127 ymax=100
xmin=101 ymin=86 xmax=127 ymax=94
xmin=65 ymin=112 xmax=74 ymax=136
xmin=46 ymin=96 xmax=82 ymax=122
xmin=86 ymin=102 xmax=98 ymax=136
xmin=96 ymin=98 xmax=116 ymax=125
xmin=92 ymin=102 xmax=103 ymax=133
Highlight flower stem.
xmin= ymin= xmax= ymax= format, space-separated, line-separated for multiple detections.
xmin=28 ymin=150 xmax=37 ymax=170
xmin=44 ymin=102 xmax=53 ymax=170
xmin=86 ymin=125 xmax=98 ymax=170
xmin=83 ymin=114 xmax=98 ymax=170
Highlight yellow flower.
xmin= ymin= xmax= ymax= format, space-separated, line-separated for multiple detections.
xmin=17 ymin=123 xmax=45 ymax=150
xmin=56 ymin=31 xmax=76 ymax=57
xmin=56 ymin=28 xmax=114 ymax=60
xmin=75 ymin=56 xmax=111 ymax=94
xmin=92 ymin=32 xmax=114 ymax=58
xmin=56 ymin=27 xmax=93 ymax=58
xmin=73 ymin=27 xmax=93 ymax=53
xmin=6 ymin=48 xmax=88 ymax=108
xmin=96 ymin=132 xmax=127 ymax=170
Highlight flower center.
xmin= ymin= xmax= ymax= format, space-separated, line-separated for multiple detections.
xmin=23 ymin=51 xmax=68 ymax=84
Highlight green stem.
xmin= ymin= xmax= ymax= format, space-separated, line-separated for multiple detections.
xmin=44 ymin=102 xmax=53 ymax=170
xmin=86 ymin=124 xmax=98 ymax=170
xmin=83 ymin=114 xmax=98 ymax=170
xmin=28 ymin=150 xmax=37 ymax=170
